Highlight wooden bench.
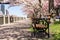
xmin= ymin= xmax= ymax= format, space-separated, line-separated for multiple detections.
xmin=35 ymin=24 xmax=46 ymax=28
xmin=32 ymin=18 xmax=50 ymax=38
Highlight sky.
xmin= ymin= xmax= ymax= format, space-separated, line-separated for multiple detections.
xmin=5 ymin=4 xmax=27 ymax=17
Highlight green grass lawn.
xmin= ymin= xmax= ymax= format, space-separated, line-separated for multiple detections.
xmin=50 ymin=24 xmax=60 ymax=34
xmin=50 ymin=23 xmax=60 ymax=40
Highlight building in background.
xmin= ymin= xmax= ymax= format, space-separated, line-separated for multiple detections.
xmin=0 ymin=1 xmax=26 ymax=25
xmin=1 ymin=4 xmax=5 ymax=14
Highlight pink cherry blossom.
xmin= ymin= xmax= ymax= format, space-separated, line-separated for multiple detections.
xmin=42 ymin=1 xmax=49 ymax=12
xmin=54 ymin=0 xmax=60 ymax=7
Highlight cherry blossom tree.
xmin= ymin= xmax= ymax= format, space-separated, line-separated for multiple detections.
xmin=42 ymin=0 xmax=49 ymax=15
xmin=8 ymin=0 xmax=49 ymax=18
xmin=21 ymin=0 xmax=42 ymax=18
xmin=54 ymin=0 xmax=60 ymax=7
xmin=22 ymin=0 xmax=50 ymax=18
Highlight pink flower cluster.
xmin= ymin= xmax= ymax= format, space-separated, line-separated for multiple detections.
xmin=54 ymin=0 xmax=60 ymax=7
xmin=42 ymin=1 xmax=49 ymax=12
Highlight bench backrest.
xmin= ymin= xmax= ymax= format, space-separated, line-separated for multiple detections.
xmin=32 ymin=18 xmax=49 ymax=28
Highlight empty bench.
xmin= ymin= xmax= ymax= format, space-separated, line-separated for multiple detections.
xmin=32 ymin=18 xmax=50 ymax=38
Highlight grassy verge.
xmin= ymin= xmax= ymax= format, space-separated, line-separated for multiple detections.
xmin=50 ymin=24 xmax=60 ymax=34
xmin=50 ymin=23 xmax=60 ymax=40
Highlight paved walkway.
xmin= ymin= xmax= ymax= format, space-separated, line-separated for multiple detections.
xmin=0 ymin=19 xmax=50 ymax=40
